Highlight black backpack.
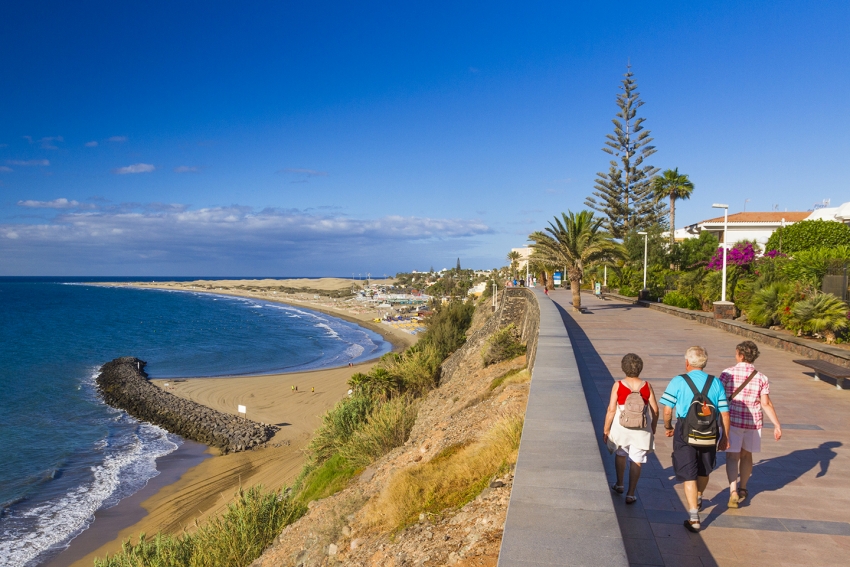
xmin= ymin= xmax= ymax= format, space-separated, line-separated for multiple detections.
xmin=680 ymin=374 xmax=719 ymax=447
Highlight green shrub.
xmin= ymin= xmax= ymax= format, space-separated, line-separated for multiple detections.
xmin=308 ymin=394 xmax=375 ymax=465
xmin=790 ymin=292 xmax=850 ymax=344
xmin=780 ymin=245 xmax=850 ymax=287
xmin=745 ymin=282 xmax=788 ymax=327
xmin=776 ymin=282 xmax=814 ymax=332
xmin=297 ymin=453 xmax=358 ymax=504
xmin=95 ymin=486 xmax=305 ymax=567
xmin=348 ymin=368 xmax=403 ymax=401
xmin=765 ymin=220 xmax=850 ymax=254
xmin=662 ymin=291 xmax=700 ymax=310
xmin=617 ymin=286 xmax=638 ymax=297
xmin=377 ymin=343 xmax=442 ymax=396
xmin=419 ymin=300 xmax=475 ymax=359
xmin=481 ymin=324 xmax=527 ymax=366
xmin=338 ymin=396 xmax=420 ymax=468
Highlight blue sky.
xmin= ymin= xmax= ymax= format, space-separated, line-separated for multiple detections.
xmin=1 ymin=1 xmax=848 ymax=276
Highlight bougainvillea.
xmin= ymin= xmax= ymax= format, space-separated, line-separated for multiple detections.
xmin=707 ymin=242 xmax=756 ymax=271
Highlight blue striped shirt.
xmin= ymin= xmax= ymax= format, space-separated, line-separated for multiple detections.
xmin=659 ymin=370 xmax=729 ymax=418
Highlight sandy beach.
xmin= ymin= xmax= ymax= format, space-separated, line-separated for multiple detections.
xmin=51 ymin=278 xmax=419 ymax=567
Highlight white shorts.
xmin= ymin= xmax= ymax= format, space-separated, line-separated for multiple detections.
xmin=616 ymin=445 xmax=648 ymax=464
xmin=727 ymin=426 xmax=762 ymax=453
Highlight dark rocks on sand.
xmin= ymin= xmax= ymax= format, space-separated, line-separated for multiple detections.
xmin=96 ymin=357 xmax=278 ymax=453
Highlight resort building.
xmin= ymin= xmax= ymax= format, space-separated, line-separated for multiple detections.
xmin=683 ymin=200 xmax=850 ymax=249
xmin=510 ymin=246 xmax=533 ymax=270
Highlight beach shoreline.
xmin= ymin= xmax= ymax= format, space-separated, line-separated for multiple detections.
xmin=51 ymin=279 xmax=418 ymax=567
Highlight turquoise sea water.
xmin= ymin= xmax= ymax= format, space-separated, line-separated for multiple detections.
xmin=0 ymin=278 xmax=389 ymax=566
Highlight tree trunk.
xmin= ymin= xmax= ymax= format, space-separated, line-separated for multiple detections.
xmin=669 ymin=195 xmax=676 ymax=247
xmin=570 ymin=278 xmax=581 ymax=311
xmin=670 ymin=195 xmax=676 ymax=270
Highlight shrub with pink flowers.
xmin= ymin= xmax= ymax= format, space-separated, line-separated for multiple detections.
xmin=707 ymin=242 xmax=757 ymax=271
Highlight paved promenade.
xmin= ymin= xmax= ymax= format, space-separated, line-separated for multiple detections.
xmin=548 ymin=290 xmax=850 ymax=567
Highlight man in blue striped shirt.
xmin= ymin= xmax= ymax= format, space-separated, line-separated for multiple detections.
xmin=659 ymin=346 xmax=730 ymax=533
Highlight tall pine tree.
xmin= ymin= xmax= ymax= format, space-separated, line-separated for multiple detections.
xmin=585 ymin=66 xmax=662 ymax=238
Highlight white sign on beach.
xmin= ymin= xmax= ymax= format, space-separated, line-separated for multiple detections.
xmin=237 ymin=404 xmax=247 ymax=414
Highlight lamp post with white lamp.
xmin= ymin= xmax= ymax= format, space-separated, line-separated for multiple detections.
xmin=637 ymin=231 xmax=648 ymax=299
xmin=711 ymin=203 xmax=735 ymax=319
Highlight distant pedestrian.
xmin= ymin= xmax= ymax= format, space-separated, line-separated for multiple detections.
xmin=659 ymin=346 xmax=730 ymax=532
xmin=603 ymin=353 xmax=659 ymax=504
xmin=720 ymin=341 xmax=782 ymax=508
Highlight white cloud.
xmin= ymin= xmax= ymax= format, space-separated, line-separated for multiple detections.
xmin=17 ymin=198 xmax=80 ymax=209
xmin=7 ymin=159 xmax=49 ymax=166
xmin=174 ymin=165 xmax=199 ymax=173
xmin=108 ymin=136 xmax=128 ymax=143
xmin=278 ymin=168 xmax=328 ymax=177
xmin=38 ymin=136 xmax=64 ymax=149
xmin=85 ymin=141 xmax=98 ymax=147
xmin=113 ymin=163 xmax=155 ymax=174
xmin=0 ymin=166 xmax=12 ymax=172
xmin=0 ymin=205 xmax=493 ymax=273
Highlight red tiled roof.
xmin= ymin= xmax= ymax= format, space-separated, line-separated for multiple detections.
xmin=700 ymin=212 xmax=810 ymax=224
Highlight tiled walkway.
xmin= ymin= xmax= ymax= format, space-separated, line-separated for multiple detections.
xmin=548 ymin=290 xmax=850 ymax=567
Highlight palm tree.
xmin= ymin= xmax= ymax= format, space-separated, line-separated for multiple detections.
xmin=529 ymin=210 xmax=624 ymax=311
xmin=506 ymin=250 xmax=521 ymax=277
xmin=652 ymin=168 xmax=695 ymax=247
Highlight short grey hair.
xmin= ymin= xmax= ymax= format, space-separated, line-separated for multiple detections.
xmin=685 ymin=346 xmax=708 ymax=369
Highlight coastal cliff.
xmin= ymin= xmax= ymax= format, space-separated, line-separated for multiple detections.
xmin=254 ymin=289 xmax=538 ymax=566
xmin=96 ymin=357 xmax=278 ymax=453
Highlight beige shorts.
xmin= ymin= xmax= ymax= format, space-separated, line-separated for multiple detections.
xmin=616 ymin=445 xmax=648 ymax=464
xmin=727 ymin=426 xmax=762 ymax=453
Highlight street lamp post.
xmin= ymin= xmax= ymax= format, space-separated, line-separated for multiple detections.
xmin=712 ymin=204 xmax=729 ymax=302
xmin=712 ymin=203 xmax=734 ymax=319
xmin=637 ymin=231 xmax=648 ymax=296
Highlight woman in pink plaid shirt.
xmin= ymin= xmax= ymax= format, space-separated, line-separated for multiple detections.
xmin=719 ymin=341 xmax=782 ymax=508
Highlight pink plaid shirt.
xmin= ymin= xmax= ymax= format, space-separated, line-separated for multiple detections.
xmin=719 ymin=362 xmax=770 ymax=430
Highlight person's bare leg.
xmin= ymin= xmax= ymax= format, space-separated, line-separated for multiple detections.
xmin=696 ymin=475 xmax=709 ymax=498
xmin=726 ymin=451 xmax=741 ymax=493
xmin=739 ymin=449 xmax=754 ymax=499
xmin=615 ymin=454 xmax=626 ymax=489
xmin=683 ymin=480 xmax=699 ymax=511
xmin=627 ymin=461 xmax=642 ymax=497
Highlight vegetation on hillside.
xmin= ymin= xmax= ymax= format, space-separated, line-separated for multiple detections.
xmin=96 ymin=297 xmax=491 ymax=567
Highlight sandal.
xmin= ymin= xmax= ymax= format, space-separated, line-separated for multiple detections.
xmin=611 ymin=484 xmax=624 ymax=494
xmin=738 ymin=488 xmax=748 ymax=504
xmin=625 ymin=495 xmax=637 ymax=505
xmin=728 ymin=491 xmax=739 ymax=509
xmin=683 ymin=519 xmax=701 ymax=533
xmin=697 ymin=495 xmax=703 ymax=511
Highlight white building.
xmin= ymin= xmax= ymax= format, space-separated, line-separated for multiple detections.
xmin=693 ymin=212 xmax=810 ymax=249
xmin=510 ymin=246 xmax=533 ymax=270
xmin=806 ymin=201 xmax=850 ymax=224
xmin=686 ymin=200 xmax=850 ymax=249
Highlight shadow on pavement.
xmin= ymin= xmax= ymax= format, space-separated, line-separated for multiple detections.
xmin=553 ymin=299 xmax=718 ymax=567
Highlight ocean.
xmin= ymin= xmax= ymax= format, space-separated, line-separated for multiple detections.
xmin=0 ymin=277 xmax=390 ymax=566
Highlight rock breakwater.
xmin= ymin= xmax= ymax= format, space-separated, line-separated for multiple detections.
xmin=96 ymin=357 xmax=279 ymax=453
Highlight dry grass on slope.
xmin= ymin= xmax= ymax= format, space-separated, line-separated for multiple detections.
xmin=364 ymin=413 xmax=524 ymax=532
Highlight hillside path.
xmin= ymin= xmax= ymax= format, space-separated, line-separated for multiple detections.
xmin=548 ymin=289 xmax=850 ymax=567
